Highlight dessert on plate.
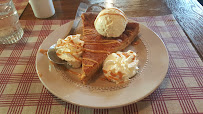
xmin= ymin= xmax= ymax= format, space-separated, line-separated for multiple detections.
xmin=53 ymin=7 xmax=139 ymax=84
xmin=80 ymin=8 xmax=139 ymax=84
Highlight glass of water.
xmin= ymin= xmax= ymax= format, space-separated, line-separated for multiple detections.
xmin=0 ymin=0 xmax=24 ymax=44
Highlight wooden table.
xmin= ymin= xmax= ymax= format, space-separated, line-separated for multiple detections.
xmin=20 ymin=0 xmax=203 ymax=59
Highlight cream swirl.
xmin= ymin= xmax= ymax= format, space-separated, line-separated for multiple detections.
xmin=55 ymin=34 xmax=84 ymax=68
xmin=103 ymin=50 xmax=139 ymax=84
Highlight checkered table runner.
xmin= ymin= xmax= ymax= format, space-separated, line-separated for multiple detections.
xmin=0 ymin=15 xmax=202 ymax=114
xmin=13 ymin=0 xmax=29 ymax=16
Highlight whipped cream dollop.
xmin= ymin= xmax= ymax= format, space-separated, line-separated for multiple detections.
xmin=94 ymin=7 xmax=128 ymax=37
xmin=103 ymin=50 xmax=139 ymax=84
xmin=55 ymin=34 xmax=84 ymax=68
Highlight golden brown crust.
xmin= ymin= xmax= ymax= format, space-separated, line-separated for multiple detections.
xmin=81 ymin=12 xmax=139 ymax=84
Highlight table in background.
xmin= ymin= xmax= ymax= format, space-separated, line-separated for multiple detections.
xmin=13 ymin=0 xmax=28 ymax=16
xmin=20 ymin=0 xmax=203 ymax=59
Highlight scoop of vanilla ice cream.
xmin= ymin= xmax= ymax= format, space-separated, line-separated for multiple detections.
xmin=94 ymin=7 xmax=128 ymax=37
xmin=103 ymin=50 xmax=139 ymax=84
xmin=55 ymin=34 xmax=84 ymax=68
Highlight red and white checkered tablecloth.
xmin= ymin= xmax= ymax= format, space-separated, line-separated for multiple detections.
xmin=0 ymin=15 xmax=203 ymax=114
xmin=13 ymin=0 xmax=28 ymax=16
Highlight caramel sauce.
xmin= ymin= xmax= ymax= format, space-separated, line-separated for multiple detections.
xmin=117 ymin=53 xmax=121 ymax=57
xmin=64 ymin=52 xmax=71 ymax=54
xmin=84 ymin=29 xmax=95 ymax=35
xmin=118 ymin=71 xmax=123 ymax=80
xmin=95 ymin=7 xmax=127 ymax=24
xmin=132 ymin=55 xmax=136 ymax=61
xmin=109 ymin=71 xmax=123 ymax=78
xmin=103 ymin=70 xmax=108 ymax=74
xmin=103 ymin=76 xmax=124 ymax=84
xmin=57 ymin=52 xmax=81 ymax=62
xmin=85 ymin=40 xmax=120 ymax=45
xmin=100 ymin=77 xmax=108 ymax=81
xmin=84 ymin=29 xmax=95 ymax=32
xmin=49 ymin=60 xmax=55 ymax=65
xmin=82 ymin=58 xmax=98 ymax=64
xmin=84 ymin=40 xmax=119 ymax=43
xmin=110 ymin=72 xmax=117 ymax=77
xmin=127 ymin=30 xmax=133 ymax=34
xmin=84 ymin=32 xmax=93 ymax=35
xmin=109 ymin=76 xmax=119 ymax=80
xmin=132 ymin=41 xmax=139 ymax=45
xmin=66 ymin=69 xmax=81 ymax=77
xmin=37 ymin=71 xmax=42 ymax=77
xmin=73 ymin=45 xmax=83 ymax=49
xmin=103 ymin=70 xmax=124 ymax=80
xmin=105 ymin=76 xmax=112 ymax=81
xmin=56 ymin=40 xmax=82 ymax=48
xmin=118 ymin=81 xmax=124 ymax=84
xmin=83 ymin=48 xmax=110 ymax=54
xmin=71 ymin=43 xmax=83 ymax=49
xmin=39 ymin=49 xmax=48 ymax=55
xmin=39 ymin=73 xmax=42 ymax=77
xmin=96 ymin=13 xmax=127 ymax=23
xmin=83 ymin=64 xmax=94 ymax=67
xmin=70 ymin=54 xmax=82 ymax=61
xmin=69 ymin=40 xmax=74 ymax=44
xmin=56 ymin=53 xmax=61 ymax=56
xmin=122 ymin=53 xmax=130 ymax=58
xmin=56 ymin=42 xmax=66 ymax=47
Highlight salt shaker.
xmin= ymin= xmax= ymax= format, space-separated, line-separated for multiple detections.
xmin=29 ymin=0 xmax=55 ymax=18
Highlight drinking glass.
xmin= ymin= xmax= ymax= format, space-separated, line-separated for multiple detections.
xmin=0 ymin=0 xmax=24 ymax=44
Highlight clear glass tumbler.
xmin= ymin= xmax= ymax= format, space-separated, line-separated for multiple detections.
xmin=0 ymin=0 xmax=24 ymax=44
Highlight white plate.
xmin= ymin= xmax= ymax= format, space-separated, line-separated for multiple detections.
xmin=36 ymin=21 xmax=169 ymax=108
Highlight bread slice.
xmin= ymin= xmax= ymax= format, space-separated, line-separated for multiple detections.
xmin=81 ymin=12 xmax=139 ymax=84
